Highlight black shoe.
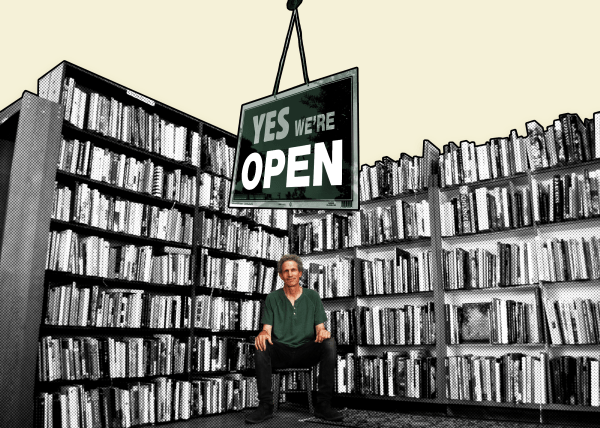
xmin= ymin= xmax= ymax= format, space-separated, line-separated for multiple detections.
xmin=314 ymin=403 xmax=343 ymax=421
xmin=245 ymin=403 xmax=274 ymax=424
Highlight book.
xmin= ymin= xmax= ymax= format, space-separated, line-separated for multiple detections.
xmin=460 ymin=302 xmax=491 ymax=343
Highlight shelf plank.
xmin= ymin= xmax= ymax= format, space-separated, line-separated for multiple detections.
xmin=56 ymin=169 xmax=196 ymax=213
xmin=39 ymin=325 xmax=192 ymax=336
xmin=45 ymin=270 xmax=193 ymax=292
xmin=62 ymin=121 xmax=199 ymax=175
xmin=50 ymin=218 xmax=192 ymax=248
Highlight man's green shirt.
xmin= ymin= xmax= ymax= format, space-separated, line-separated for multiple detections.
xmin=261 ymin=287 xmax=327 ymax=348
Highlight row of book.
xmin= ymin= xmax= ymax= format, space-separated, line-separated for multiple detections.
xmin=36 ymin=375 xmax=259 ymax=427
xmin=302 ymin=257 xmax=354 ymax=299
xmin=532 ymin=169 xmax=600 ymax=224
xmin=324 ymin=310 xmax=355 ymax=345
xmin=198 ymin=212 xmax=288 ymax=261
xmin=292 ymin=213 xmax=352 ymax=254
xmin=544 ymin=298 xmax=600 ymax=345
xmin=53 ymin=182 xmax=194 ymax=244
xmin=46 ymin=232 xmax=192 ymax=285
xmin=359 ymin=154 xmax=429 ymax=201
xmin=292 ymin=203 xmax=432 ymax=256
xmin=447 ymin=353 xmax=600 ymax=407
xmin=38 ymin=335 xmax=187 ymax=382
xmin=198 ymin=172 xmax=234 ymax=215
xmin=314 ymin=305 xmax=436 ymax=347
xmin=197 ymin=172 xmax=288 ymax=230
xmin=525 ymin=114 xmax=600 ymax=170
xmin=300 ymin=252 xmax=433 ymax=299
xmin=358 ymin=250 xmax=433 ymax=295
xmin=278 ymin=370 xmax=311 ymax=396
xmin=439 ymin=131 xmax=527 ymax=188
xmin=438 ymin=112 xmax=600 ymax=189
xmin=57 ymin=138 xmax=198 ymax=206
xmin=445 ymin=297 xmax=544 ymax=345
xmin=440 ymin=185 xmax=532 ymax=237
xmin=236 ymin=207 xmax=288 ymax=231
xmin=195 ymin=295 xmax=262 ymax=332
xmin=336 ymin=350 xmax=436 ymax=398
xmin=445 ymin=353 xmax=547 ymax=404
xmin=441 ymin=242 xmax=537 ymax=290
xmin=57 ymin=141 xmax=287 ymax=234
xmin=201 ymin=135 xmax=235 ymax=179
xmin=548 ymin=356 xmax=600 ymax=406
xmin=198 ymin=251 xmax=278 ymax=294
xmin=45 ymin=283 xmax=192 ymax=329
xmin=355 ymin=304 xmax=436 ymax=346
xmin=356 ymin=201 xmax=431 ymax=245
xmin=63 ymin=78 xmax=202 ymax=165
xmin=537 ymin=236 xmax=600 ymax=282
xmin=192 ymin=336 xmax=254 ymax=373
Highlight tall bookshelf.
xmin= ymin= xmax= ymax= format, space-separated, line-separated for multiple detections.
xmin=0 ymin=61 xmax=289 ymax=427
xmin=292 ymin=118 xmax=600 ymax=425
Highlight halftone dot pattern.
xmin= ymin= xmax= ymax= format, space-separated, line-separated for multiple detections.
xmin=9 ymin=67 xmax=598 ymax=428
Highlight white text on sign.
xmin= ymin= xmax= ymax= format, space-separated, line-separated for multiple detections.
xmin=242 ymin=107 xmax=341 ymax=191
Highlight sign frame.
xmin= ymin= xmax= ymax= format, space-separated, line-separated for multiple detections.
xmin=228 ymin=67 xmax=359 ymax=210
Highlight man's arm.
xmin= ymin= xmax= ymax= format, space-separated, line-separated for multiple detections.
xmin=255 ymin=324 xmax=273 ymax=351
xmin=315 ymin=322 xmax=331 ymax=343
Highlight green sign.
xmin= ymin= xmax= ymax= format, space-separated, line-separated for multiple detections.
xmin=229 ymin=68 xmax=359 ymax=210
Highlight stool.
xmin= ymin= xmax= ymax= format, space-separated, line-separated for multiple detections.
xmin=272 ymin=367 xmax=314 ymax=414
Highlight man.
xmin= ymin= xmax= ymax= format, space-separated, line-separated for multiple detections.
xmin=245 ymin=254 xmax=344 ymax=424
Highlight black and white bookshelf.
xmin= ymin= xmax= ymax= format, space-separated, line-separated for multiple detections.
xmin=0 ymin=61 xmax=290 ymax=427
xmin=292 ymin=115 xmax=600 ymax=425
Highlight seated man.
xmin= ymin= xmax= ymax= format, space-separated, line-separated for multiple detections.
xmin=245 ymin=254 xmax=344 ymax=424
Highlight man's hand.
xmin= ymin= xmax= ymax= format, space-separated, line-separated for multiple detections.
xmin=315 ymin=328 xmax=331 ymax=343
xmin=255 ymin=329 xmax=273 ymax=351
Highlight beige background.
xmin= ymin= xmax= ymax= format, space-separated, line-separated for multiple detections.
xmin=2 ymin=0 xmax=600 ymax=167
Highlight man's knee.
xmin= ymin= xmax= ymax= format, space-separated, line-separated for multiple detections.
xmin=321 ymin=337 xmax=337 ymax=355
xmin=254 ymin=343 xmax=273 ymax=362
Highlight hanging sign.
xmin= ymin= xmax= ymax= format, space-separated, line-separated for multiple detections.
xmin=229 ymin=67 xmax=359 ymax=210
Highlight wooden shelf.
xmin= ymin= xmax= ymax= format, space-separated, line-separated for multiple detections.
xmin=359 ymin=188 xmax=429 ymax=205
xmin=45 ymin=270 xmax=193 ymax=292
xmin=441 ymin=225 xmax=535 ymax=242
xmin=296 ymin=246 xmax=356 ymax=257
xmin=193 ymin=329 xmax=259 ymax=338
xmin=198 ymin=245 xmax=278 ymax=266
xmin=62 ymin=121 xmax=198 ymax=175
xmin=440 ymin=172 xmax=529 ymax=192
xmin=531 ymin=157 xmax=600 ymax=176
xmin=39 ymin=325 xmax=192 ymax=336
xmin=336 ymin=393 xmax=439 ymax=403
xmin=56 ymin=169 xmax=196 ymax=213
xmin=199 ymin=205 xmax=288 ymax=236
xmin=446 ymin=399 xmax=542 ymax=409
xmin=444 ymin=284 xmax=538 ymax=293
xmin=50 ymin=218 xmax=193 ymax=248
xmin=357 ymin=290 xmax=434 ymax=298
xmin=195 ymin=286 xmax=267 ymax=300
xmin=36 ymin=372 xmax=189 ymax=389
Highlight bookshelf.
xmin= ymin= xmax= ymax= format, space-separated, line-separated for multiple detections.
xmin=292 ymin=117 xmax=600 ymax=425
xmin=0 ymin=61 xmax=289 ymax=427
xmin=292 ymin=150 xmax=439 ymax=404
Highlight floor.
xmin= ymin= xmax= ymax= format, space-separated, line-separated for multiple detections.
xmin=159 ymin=404 xmax=313 ymax=428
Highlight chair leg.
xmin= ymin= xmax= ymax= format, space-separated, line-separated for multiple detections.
xmin=307 ymin=370 xmax=314 ymax=414
xmin=272 ymin=373 xmax=280 ymax=413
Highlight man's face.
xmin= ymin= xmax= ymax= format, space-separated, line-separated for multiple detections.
xmin=279 ymin=260 xmax=303 ymax=288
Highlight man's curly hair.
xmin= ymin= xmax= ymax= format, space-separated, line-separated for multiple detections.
xmin=277 ymin=254 xmax=304 ymax=274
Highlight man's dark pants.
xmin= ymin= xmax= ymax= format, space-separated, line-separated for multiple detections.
xmin=254 ymin=337 xmax=337 ymax=406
